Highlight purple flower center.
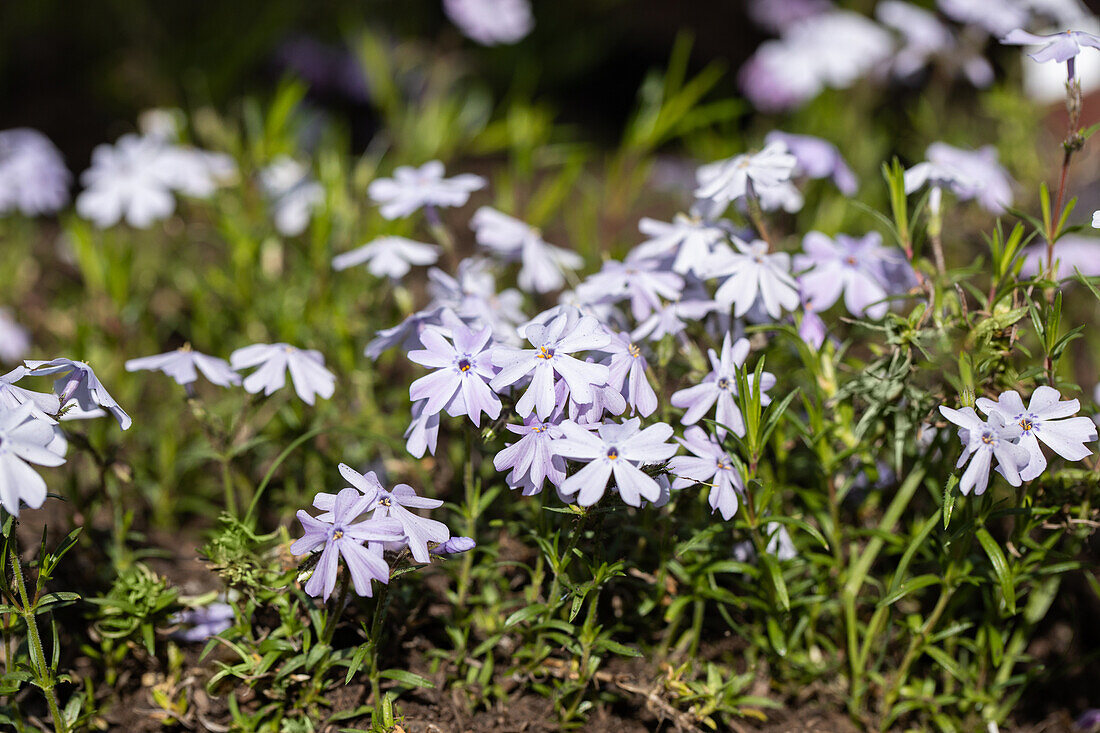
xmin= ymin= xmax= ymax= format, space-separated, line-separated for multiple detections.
xmin=536 ymin=346 xmax=556 ymax=360
xmin=980 ymin=431 xmax=995 ymax=445
xmin=1019 ymin=418 xmax=1034 ymax=433
xmin=458 ymin=358 xmax=472 ymax=372
xmin=845 ymin=256 xmax=858 ymax=266
xmin=332 ymin=529 xmax=344 ymax=540
xmin=606 ymin=447 xmax=620 ymax=460
xmin=627 ymin=343 xmax=641 ymax=358
xmin=379 ymin=496 xmax=392 ymax=507
xmin=717 ymin=377 xmax=731 ymax=391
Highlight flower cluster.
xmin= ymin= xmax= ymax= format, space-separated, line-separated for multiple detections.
xmin=940 ymin=387 xmax=1097 ymax=495
xmin=292 ymin=464 xmax=468 ymax=599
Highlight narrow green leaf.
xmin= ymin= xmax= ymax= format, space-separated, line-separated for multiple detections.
xmin=976 ymin=527 xmax=1016 ymax=615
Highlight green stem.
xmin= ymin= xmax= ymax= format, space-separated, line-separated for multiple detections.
xmin=11 ymin=547 xmax=67 ymax=733
xmin=323 ymin=569 xmax=352 ymax=647
xmin=456 ymin=429 xmax=478 ymax=608
xmin=368 ymin=582 xmax=392 ymax=721
xmin=881 ymin=581 xmax=955 ymax=726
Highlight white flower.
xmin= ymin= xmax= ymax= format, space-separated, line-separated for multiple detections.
xmin=0 ymin=367 xmax=105 ymax=424
xmin=76 ymin=134 xmax=177 ymax=228
xmin=0 ymin=310 xmax=30 ymax=363
xmin=368 ymin=161 xmax=485 ymax=220
xmin=939 ymin=405 xmax=1029 ymax=495
xmin=443 ymin=0 xmax=534 ymax=46
xmin=976 ymin=387 xmax=1097 ymax=481
xmin=709 ymin=239 xmax=800 ymax=319
xmin=24 ymin=358 xmax=131 ymax=430
xmin=125 ymin=346 xmax=240 ymax=388
xmin=694 ymin=141 xmax=798 ymax=207
xmin=629 ymin=214 xmax=729 ymax=277
xmin=551 ymin=417 xmax=677 ymax=507
xmin=0 ymin=128 xmax=70 ymax=216
xmin=739 ymin=10 xmax=894 ymax=111
xmin=230 ymin=344 xmax=335 ymax=405
xmin=470 ymin=207 xmax=583 ymax=293
xmin=332 ymin=236 xmax=440 ymax=280
xmin=0 ymin=404 xmax=67 ymax=516
xmin=1093 ymin=210 xmax=1100 ymax=228
xmin=158 ymin=147 xmax=237 ymax=198
xmin=260 ymin=156 xmax=325 ymax=236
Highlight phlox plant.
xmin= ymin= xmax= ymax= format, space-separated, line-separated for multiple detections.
xmin=4 ymin=8 xmax=1100 ymax=733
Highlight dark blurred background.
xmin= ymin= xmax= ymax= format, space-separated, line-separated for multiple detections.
xmin=1 ymin=0 xmax=758 ymax=166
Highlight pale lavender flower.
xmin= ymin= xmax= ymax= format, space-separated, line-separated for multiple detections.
xmin=765 ymin=523 xmax=798 ymax=561
xmin=1020 ymin=235 xmax=1100 ymax=278
xmin=332 ymin=236 xmax=440 ymax=280
xmin=797 ymin=294 xmax=828 ymax=350
xmin=171 ymin=602 xmax=235 ymax=642
xmin=125 ymin=345 xmax=240 ymax=388
xmin=764 ymin=131 xmax=858 ymax=195
xmin=631 ymin=297 xmax=719 ymax=342
xmin=0 ymin=310 xmax=30 ymax=363
xmin=0 ymin=368 xmax=59 ymax=424
xmin=259 ymin=156 xmax=325 ymax=236
xmin=551 ymin=417 xmax=677 ymax=507
xmin=494 ymin=416 xmax=568 ymax=495
xmin=156 ymin=146 xmax=237 ymax=198
xmin=794 ymin=232 xmax=897 ymax=319
xmin=629 ymin=215 xmax=729 ymax=277
xmin=739 ymin=40 xmax=826 ymax=113
xmin=368 ymin=161 xmax=485 ymax=220
xmin=24 ymin=358 xmax=131 ymax=430
xmin=575 ymin=259 xmax=683 ymax=321
xmin=939 ymin=405 xmax=1029 ymax=495
xmin=1093 ymin=210 xmax=1100 ymax=228
xmin=366 ymin=481 xmax=451 ymax=564
xmin=365 ymin=307 xmax=444 ymax=360
xmin=876 ymin=1 xmax=994 ymax=87
xmin=938 ymin=0 xmax=1028 ymax=37
xmin=668 ymin=426 xmax=744 ymax=520
xmin=444 ymin=0 xmax=534 ymax=46
xmin=905 ymin=143 xmax=1014 ymax=215
xmin=694 ymin=142 xmax=798 ymax=208
xmin=739 ymin=11 xmax=893 ymax=111
xmin=405 ymin=399 xmax=441 ymax=458
xmin=0 ymin=403 xmax=67 ymax=516
xmin=76 ymin=134 xmax=176 ymax=228
xmin=428 ymin=259 xmax=526 ymax=344
xmin=976 ymin=387 xmax=1096 ymax=481
xmin=603 ymin=332 xmax=658 ymax=417
xmin=490 ymin=312 xmax=610 ymax=420
xmin=292 ymin=487 xmax=404 ymax=599
xmin=0 ymin=129 xmax=70 ymax=216
xmin=1077 ymin=708 xmax=1100 ymax=732
xmin=566 ymin=364 xmax=627 ymax=424
xmin=1001 ymin=28 xmax=1100 ymax=64
xmin=470 ymin=207 xmax=583 ymax=293
xmin=746 ymin=0 xmax=831 ymax=33
xmin=408 ymin=311 xmax=501 ymax=426
xmin=229 ymin=343 xmax=335 ymax=405
xmin=670 ymin=333 xmax=774 ymax=439
xmin=710 ymin=239 xmax=800 ymax=319
xmin=435 ymin=536 xmax=477 ymax=554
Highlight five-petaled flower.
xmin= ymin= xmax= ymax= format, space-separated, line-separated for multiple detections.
xmin=668 ymin=426 xmax=744 ymax=520
xmin=490 ymin=312 xmax=610 ymax=420
xmin=230 ymin=343 xmax=336 ymax=405
xmin=551 ymin=417 xmax=677 ymax=507
xmin=407 ymin=310 xmax=501 ymax=427
xmin=939 ymin=405 xmax=1029 ymax=495
xmin=976 ymin=387 xmax=1096 ymax=482
xmin=292 ymin=486 xmax=405 ymax=600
